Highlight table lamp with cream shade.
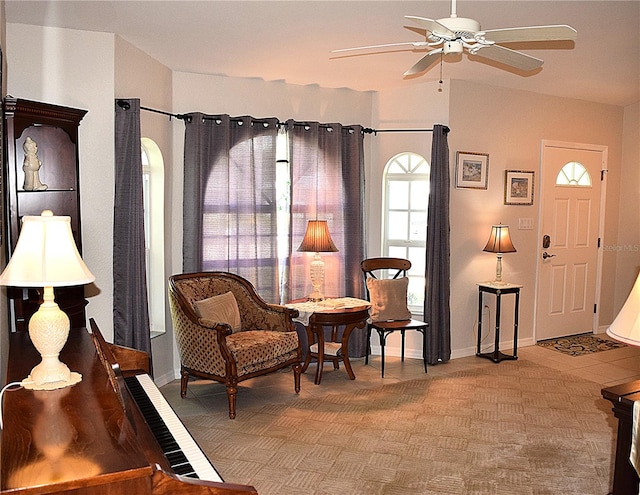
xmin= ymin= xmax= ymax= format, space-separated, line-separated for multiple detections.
xmin=606 ymin=272 xmax=640 ymax=346
xmin=0 ymin=210 xmax=95 ymax=390
xmin=298 ymin=219 xmax=338 ymax=301
xmin=483 ymin=224 xmax=517 ymax=284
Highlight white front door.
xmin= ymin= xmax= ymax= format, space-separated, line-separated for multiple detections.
xmin=535 ymin=141 xmax=607 ymax=341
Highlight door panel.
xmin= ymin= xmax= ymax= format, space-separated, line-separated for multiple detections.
xmin=536 ymin=143 xmax=604 ymax=340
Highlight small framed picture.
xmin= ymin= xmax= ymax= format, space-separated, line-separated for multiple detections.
xmin=455 ymin=151 xmax=489 ymax=189
xmin=504 ymin=170 xmax=535 ymax=205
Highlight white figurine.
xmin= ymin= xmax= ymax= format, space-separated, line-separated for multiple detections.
xmin=22 ymin=137 xmax=48 ymax=191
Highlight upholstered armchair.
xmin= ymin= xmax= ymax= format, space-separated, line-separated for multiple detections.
xmin=168 ymin=272 xmax=302 ymax=419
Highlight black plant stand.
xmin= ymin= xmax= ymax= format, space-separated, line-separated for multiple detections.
xmin=476 ymin=282 xmax=522 ymax=363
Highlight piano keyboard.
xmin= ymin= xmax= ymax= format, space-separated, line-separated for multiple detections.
xmin=125 ymin=374 xmax=223 ymax=483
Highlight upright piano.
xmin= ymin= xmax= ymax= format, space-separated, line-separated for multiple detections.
xmin=1 ymin=319 xmax=258 ymax=495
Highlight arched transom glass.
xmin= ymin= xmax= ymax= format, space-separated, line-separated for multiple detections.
xmin=556 ymin=161 xmax=592 ymax=186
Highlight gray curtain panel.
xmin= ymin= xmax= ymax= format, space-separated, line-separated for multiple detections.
xmin=287 ymin=120 xmax=367 ymax=357
xmin=425 ymin=124 xmax=451 ymax=364
xmin=182 ymin=114 xmax=280 ymax=302
xmin=113 ymin=98 xmax=151 ymax=355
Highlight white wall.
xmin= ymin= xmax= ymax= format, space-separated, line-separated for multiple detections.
xmin=615 ymin=101 xmax=640 ymax=311
xmin=6 ymin=23 xmax=115 ymax=337
xmin=447 ymin=79 xmax=624 ymax=356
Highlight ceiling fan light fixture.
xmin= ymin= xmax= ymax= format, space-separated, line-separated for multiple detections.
xmin=443 ymin=40 xmax=463 ymax=54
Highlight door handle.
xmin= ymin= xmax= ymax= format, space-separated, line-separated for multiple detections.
xmin=542 ymin=251 xmax=556 ymax=260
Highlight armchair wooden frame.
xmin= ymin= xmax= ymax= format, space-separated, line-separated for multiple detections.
xmin=168 ymin=272 xmax=302 ymax=419
xmin=361 ymin=257 xmax=429 ymax=377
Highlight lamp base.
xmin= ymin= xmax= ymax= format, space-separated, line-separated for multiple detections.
xmin=22 ymin=369 xmax=82 ymax=391
xmin=23 ymin=286 xmax=82 ymax=391
xmin=307 ymin=253 xmax=325 ymax=302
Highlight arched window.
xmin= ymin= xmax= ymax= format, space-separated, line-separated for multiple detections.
xmin=382 ymin=152 xmax=429 ymax=310
xmin=141 ymin=138 xmax=165 ymax=336
xmin=556 ymin=161 xmax=592 ymax=186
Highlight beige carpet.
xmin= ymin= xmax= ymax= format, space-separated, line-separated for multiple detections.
xmin=181 ymin=359 xmax=616 ymax=495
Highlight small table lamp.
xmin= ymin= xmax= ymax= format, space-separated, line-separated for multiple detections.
xmin=298 ymin=220 xmax=338 ymax=301
xmin=0 ymin=210 xmax=95 ymax=390
xmin=607 ymin=272 xmax=640 ymax=345
xmin=483 ymin=224 xmax=517 ymax=284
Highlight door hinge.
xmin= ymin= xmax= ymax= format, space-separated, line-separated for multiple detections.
xmin=598 ymin=237 xmax=601 ymax=248
xmin=594 ymin=304 xmax=597 ymax=314
xmin=601 ymin=169 xmax=607 ymax=181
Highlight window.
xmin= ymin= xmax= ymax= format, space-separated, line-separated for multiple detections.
xmin=556 ymin=161 xmax=592 ymax=186
xmin=141 ymin=138 xmax=165 ymax=336
xmin=382 ymin=152 xmax=429 ymax=311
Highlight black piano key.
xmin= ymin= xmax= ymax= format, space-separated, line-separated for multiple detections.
xmin=124 ymin=376 xmax=200 ymax=479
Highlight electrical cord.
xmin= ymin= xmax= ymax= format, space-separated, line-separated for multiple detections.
xmin=0 ymin=381 xmax=27 ymax=430
xmin=473 ymin=305 xmax=494 ymax=353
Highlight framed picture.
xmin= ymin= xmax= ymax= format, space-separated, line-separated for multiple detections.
xmin=455 ymin=151 xmax=489 ymax=189
xmin=504 ymin=170 xmax=535 ymax=205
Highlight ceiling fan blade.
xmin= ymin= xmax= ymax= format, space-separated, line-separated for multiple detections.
xmin=405 ymin=16 xmax=454 ymax=37
xmin=474 ymin=45 xmax=543 ymax=71
xmin=331 ymin=41 xmax=428 ymax=54
xmin=484 ymin=25 xmax=577 ymax=43
xmin=404 ymin=49 xmax=443 ymax=76
xmin=404 ymin=25 xmax=427 ymax=37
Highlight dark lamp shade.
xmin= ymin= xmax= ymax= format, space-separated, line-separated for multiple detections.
xmin=483 ymin=225 xmax=517 ymax=254
xmin=298 ymin=220 xmax=339 ymax=253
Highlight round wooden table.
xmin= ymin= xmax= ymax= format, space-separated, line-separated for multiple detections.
xmin=287 ymin=298 xmax=371 ymax=385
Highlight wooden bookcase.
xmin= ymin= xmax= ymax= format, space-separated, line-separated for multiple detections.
xmin=2 ymin=97 xmax=88 ymax=332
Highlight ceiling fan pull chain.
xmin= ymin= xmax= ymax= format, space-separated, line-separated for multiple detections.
xmin=438 ymin=52 xmax=444 ymax=93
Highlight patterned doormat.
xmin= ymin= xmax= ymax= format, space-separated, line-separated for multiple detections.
xmin=537 ymin=333 xmax=627 ymax=356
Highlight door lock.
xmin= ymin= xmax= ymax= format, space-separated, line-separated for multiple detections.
xmin=542 ymin=235 xmax=551 ymax=249
xmin=542 ymin=251 xmax=556 ymax=260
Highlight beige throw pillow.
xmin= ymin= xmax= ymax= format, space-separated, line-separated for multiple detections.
xmin=367 ymin=277 xmax=412 ymax=322
xmin=194 ymin=291 xmax=242 ymax=332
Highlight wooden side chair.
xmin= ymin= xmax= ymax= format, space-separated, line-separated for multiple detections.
xmin=168 ymin=272 xmax=302 ymax=419
xmin=361 ymin=257 xmax=429 ymax=377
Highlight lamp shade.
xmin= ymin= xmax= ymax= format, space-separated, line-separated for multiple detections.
xmin=483 ymin=224 xmax=517 ymax=254
xmin=607 ymin=272 xmax=640 ymax=346
xmin=0 ymin=210 xmax=95 ymax=287
xmin=298 ymin=220 xmax=339 ymax=253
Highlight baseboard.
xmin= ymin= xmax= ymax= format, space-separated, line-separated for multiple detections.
xmin=369 ymin=336 xmax=535 ymax=361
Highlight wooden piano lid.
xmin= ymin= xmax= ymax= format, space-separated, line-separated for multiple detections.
xmin=1 ymin=328 xmax=153 ymax=494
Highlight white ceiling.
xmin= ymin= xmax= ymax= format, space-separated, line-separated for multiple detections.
xmin=5 ymin=0 xmax=640 ymax=107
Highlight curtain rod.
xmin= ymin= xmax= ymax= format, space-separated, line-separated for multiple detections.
xmin=117 ymin=100 xmax=450 ymax=135
xmin=363 ymin=126 xmax=450 ymax=135
xmin=117 ymin=99 xmax=190 ymax=121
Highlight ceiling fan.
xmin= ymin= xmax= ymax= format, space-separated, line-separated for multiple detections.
xmin=333 ymin=0 xmax=577 ymax=76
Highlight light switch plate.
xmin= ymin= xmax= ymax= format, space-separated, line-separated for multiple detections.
xmin=518 ymin=218 xmax=534 ymax=230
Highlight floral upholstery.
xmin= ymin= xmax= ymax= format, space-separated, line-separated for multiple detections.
xmin=168 ymin=272 xmax=302 ymax=419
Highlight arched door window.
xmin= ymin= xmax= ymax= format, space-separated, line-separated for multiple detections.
xmin=556 ymin=161 xmax=592 ymax=186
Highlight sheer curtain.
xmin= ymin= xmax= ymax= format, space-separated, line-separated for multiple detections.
xmin=113 ymin=98 xmax=151 ymax=354
xmin=182 ymin=114 xmax=280 ymax=301
xmin=286 ymin=120 xmax=366 ymax=356
xmin=286 ymin=121 xmax=365 ymax=302
xmin=424 ymin=124 xmax=451 ymax=364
